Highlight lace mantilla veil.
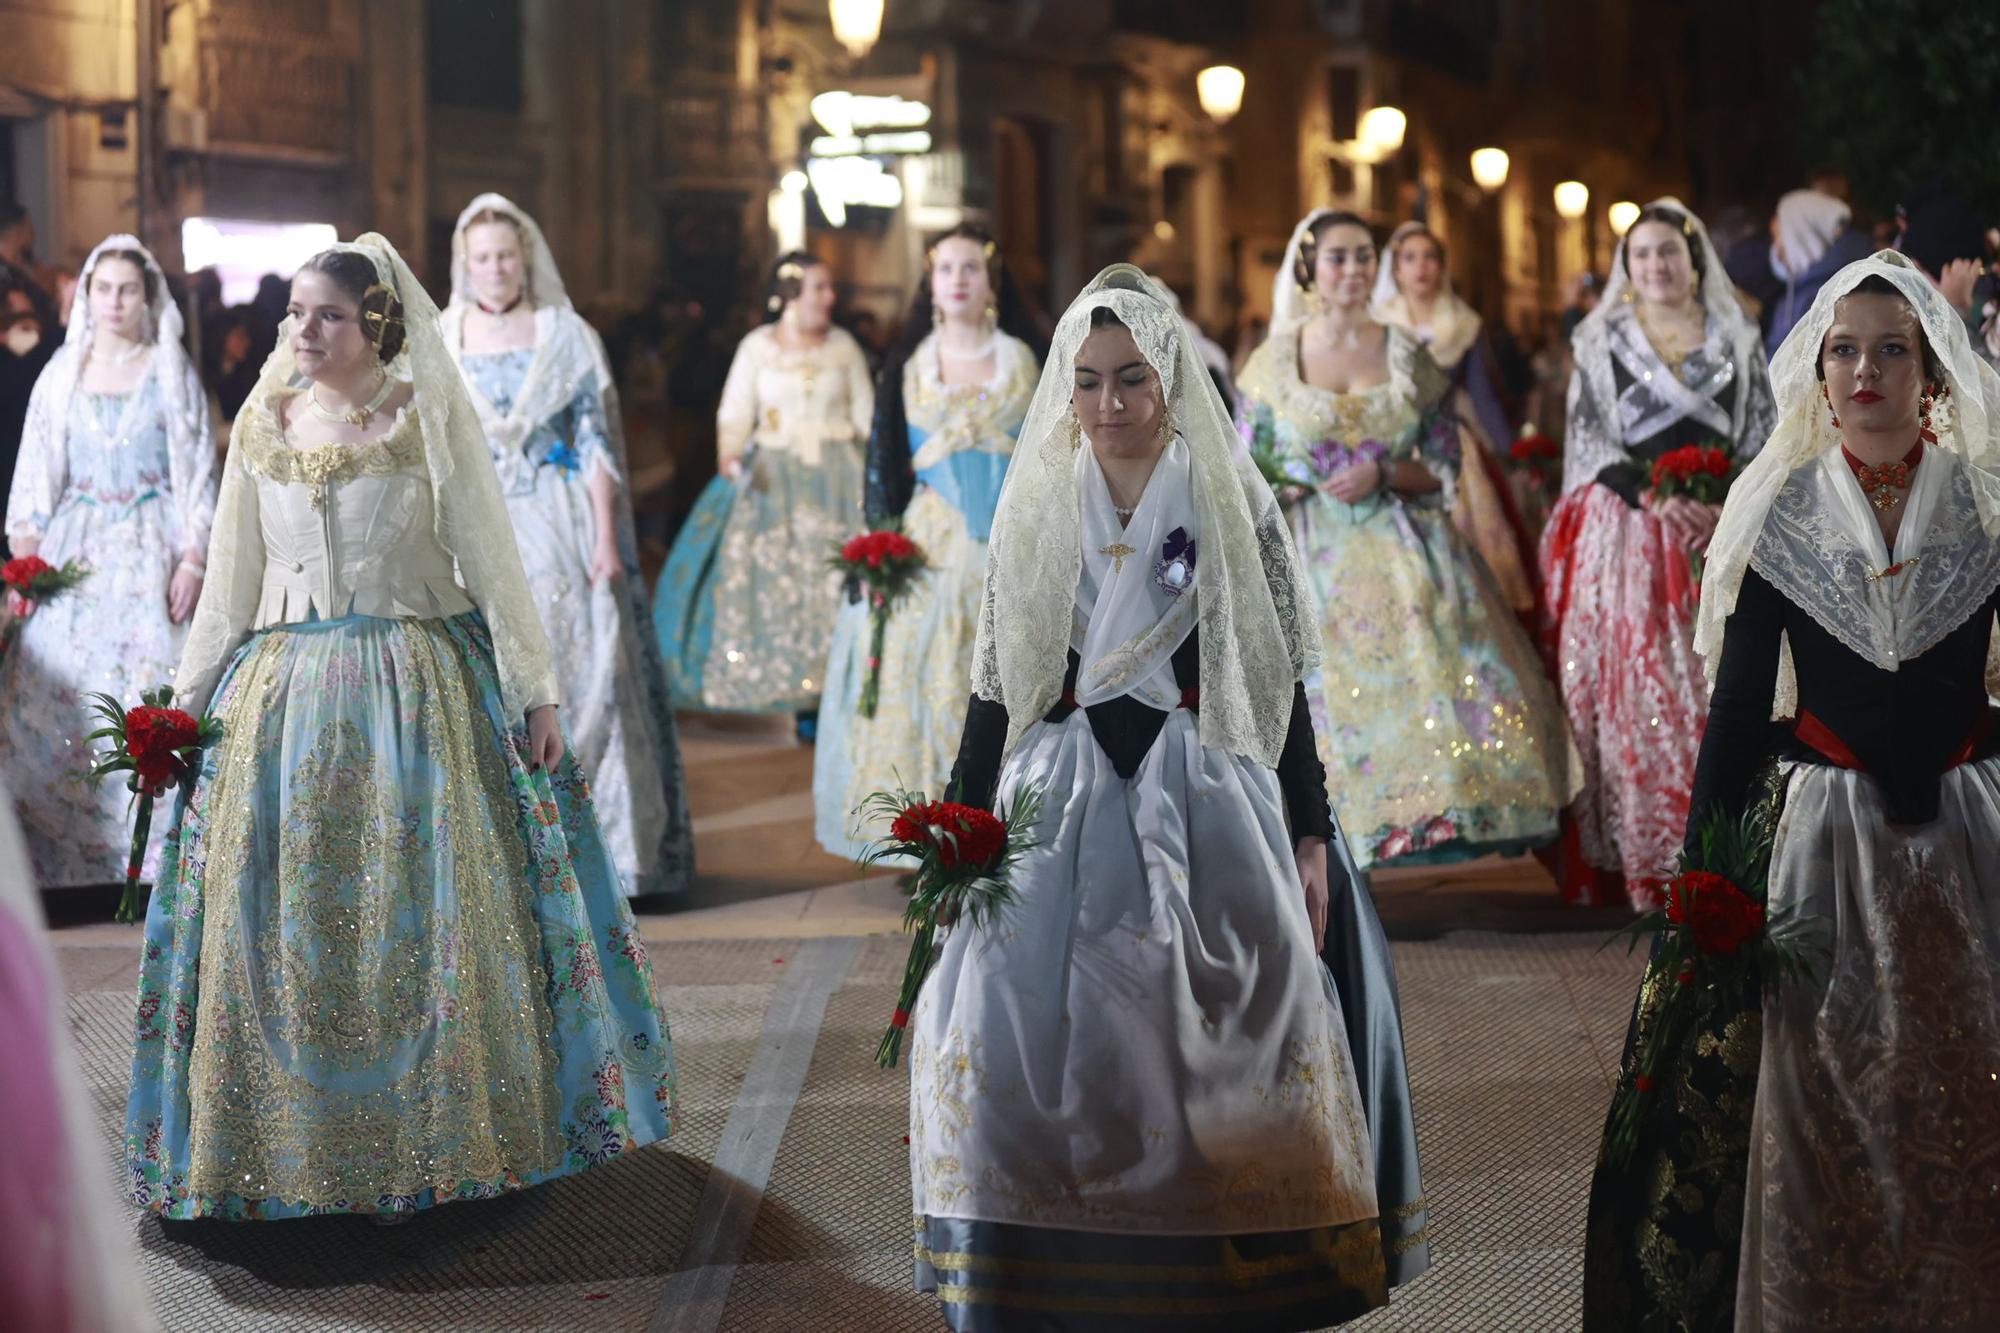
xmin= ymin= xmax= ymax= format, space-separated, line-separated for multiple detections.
xmin=441 ymin=193 xmax=633 ymax=491
xmin=1695 ymin=249 xmax=2000 ymax=699
xmin=1563 ymin=197 xmax=1766 ymax=495
xmin=177 ymin=232 xmax=558 ymax=719
xmin=6 ymin=234 xmax=214 ymax=553
xmin=972 ymin=264 xmax=1319 ymax=769
xmin=1369 ymin=220 xmax=1483 ymax=369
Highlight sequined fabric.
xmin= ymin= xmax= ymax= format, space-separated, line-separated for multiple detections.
xmin=124 ymin=612 xmax=677 ymax=1220
xmin=1237 ymin=325 xmax=1577 ymax=868
xmin=0 ymin=382 xmax=192 ymax=886
xmin=460 ymin=348 xmax=693 ymax=897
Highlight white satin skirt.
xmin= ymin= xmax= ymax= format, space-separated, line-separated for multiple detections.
xmin=1738 ymin=756 xmax=2000 ymax=1331
xmin=909 ymin=707 xmax=1379 ymax=1238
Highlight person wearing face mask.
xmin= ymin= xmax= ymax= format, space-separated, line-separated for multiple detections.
xmin=916 ymin=265 xmax=1417 ymax=1328
xmin=1544 ymin=199 xmax=1778 ymax=909
xmin=0 ymin=236 xmax=217 ymax=888
xmin=1371 ymin=221 xmax=1541 ymax=610
xmin=653 ymin=251 xmax=872 ymax=728
xmin=812 ymin=226 xmax=1041 ymax=859
xmin=124 ymin=234 xmax=677 ymax=1225
xmin=1237 ymin=210 xmax=1578 ymax=872
xmin=1585 ymin=251 xmax=2000 ymax=1329
xmin=441 ymin=194 xmax=692 ymax=898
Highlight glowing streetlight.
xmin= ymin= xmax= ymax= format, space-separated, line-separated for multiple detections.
xmin=1196 ymin=65 xmax=1245 ymax=125
xmin=1608 ymin=200 xmax=1640 ymax=236
xmin=1469 ymin=147 xmax=1510 ymax=193
xmin=1553 ymin=180 xmax=1590 ymax=221
xmin=828 ymin=0 xmax=883 ymax=59
xmin=1358 ymin=105 xmax=1407 ymax=156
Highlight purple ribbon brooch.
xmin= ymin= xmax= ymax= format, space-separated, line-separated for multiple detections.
xmin=1155 ymin=526 xmax=1197 ymax=597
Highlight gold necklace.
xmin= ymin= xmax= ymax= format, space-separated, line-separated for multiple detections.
xmin=1635 ymin=303 xmax=1703 ymax=372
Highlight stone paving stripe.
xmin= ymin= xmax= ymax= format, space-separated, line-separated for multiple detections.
xmin=649 ymin=934 xmax=864 ymax=1333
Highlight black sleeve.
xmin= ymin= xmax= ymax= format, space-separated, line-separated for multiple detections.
xmin=1593 ymin=461 xmax=1646 ymax=507
xmin=944 ymin=694 xmax=1009 ymax=812
xmin=862 ymin=360 xmax=913 ymax=526
xmin=1276 ymin=682 xmax=1335 ymax=842
xmin=1684 ymin=565 xmax=1788 ymax=854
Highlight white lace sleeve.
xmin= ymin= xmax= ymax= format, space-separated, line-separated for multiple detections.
xmin=715 ymin=333 xmax=760 ymax=466
xmin=5 ymin=352 xmax=70 ymax=543
xmin=173 ymin=441 xmax=265 ymax=715
xmin=168 ymin=356 xmax=219 ymax=556
xmin=844 ymin=334 xmax=875 ymax=441
xmin=432 ymin=417 xmax=561 ymax=719
xmin=1560 ymin=346 xmax=1623 ymax=494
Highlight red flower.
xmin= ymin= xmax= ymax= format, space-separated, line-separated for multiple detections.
xmin=1634 ymin=1075 xmax=1655 ymax=1094
xmin=0 ymin=555 xmax=52 ymax=592
xmin=840 ymin=530 xmax=920 ymax=568
xmin=1664 ymin=869 xmax=1765 ymax=956
xmin=1509 ymin=434 xmax=1558 ymax=463
xmin=124 ymin=705 xmax=201 ymax=796
xmin=890 ymin=800 xmax=1008 ymax=872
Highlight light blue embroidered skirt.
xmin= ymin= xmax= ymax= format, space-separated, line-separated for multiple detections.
xmin=124 ymin=612 xmax=677 ymax=1221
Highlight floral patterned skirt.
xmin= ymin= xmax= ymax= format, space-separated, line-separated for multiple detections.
xmin=1540 ymin=484 xmax=1705 ymax=907
xmin=124 ymin=612 xmax=677 ymax=1221
xmin=1294 ymin=494 xmax=1576 ymax=868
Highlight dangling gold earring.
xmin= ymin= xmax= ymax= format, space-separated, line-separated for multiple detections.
xmin=1302 ymin=287 xmax=1327 ymax=318
xmin=1064 ymin=406 xmax=1083 ymax=451
xmin=931 ymin=301 xmax=944 ymax=330
xmin=1621 ymin=286 xmax=1636 ymax=305
xmin=984 ymin=300 xmax=998 ymax=327
xmin=1822 ymin=382 xmax=1841 ymax=431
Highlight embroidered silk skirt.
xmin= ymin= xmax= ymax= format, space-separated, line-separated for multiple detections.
xmin=504 ymin=462 xmax=692 ymax=897
xmin=1293 ymin=492 xmax=1576 ymax=869
xmin=814 ymin=486 xmax=987 ymax=860
xmin=910 ymin=708 xmax=1389 ymax=1330
xmin=1737 ymin=757 xmax=2000 ymax=1330
xmin=652 ymin=445 xmax=863 ymax=713
xmin=1540 ymin=484 xmax=1707 ymax=908
xmin=123 ymin=612 xmax=678 ymax=1221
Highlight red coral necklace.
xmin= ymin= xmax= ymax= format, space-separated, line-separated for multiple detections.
xmin=1841 ymin=438 xmax=1923 ymax=513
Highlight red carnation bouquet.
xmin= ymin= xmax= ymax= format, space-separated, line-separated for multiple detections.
xmin=87 ymin=685 xmax=223 ymax=923
xmin=857 ymin=782 xmax=1045 ymax=1067
xmin=1603 ymin=805 xmax=1823 ymax=1164
xmin=1647 ymin=442 xmax=1736 ymax=506
xmin=0 ymin=554 xmax=90 ymax=654
xmin=829 ymin=529 xmax=927 ymax=718
xmin=1505 ymin=433 xmax=1560 ymax=491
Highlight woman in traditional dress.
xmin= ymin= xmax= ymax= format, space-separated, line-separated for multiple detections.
xmin=1543 ymin=199 xmax=1777 ymax=907
xmin=812 ymin=226 xmax=1039 ymax=859
xmin=1372 ymin=220 xmax=1541 ymax=607
xmin=0 ymin=235 xmax=215 ymax=887
xmin=652 ymin=252 xmax=872 ymax=728
xmin=913 ymin=265 xmax=1427 ymax=1329
xmin=124 ymin=234 xmax=675 ymax=1223
xmin=442 ymin=194 xmax=692 ymax=897
xmin=1238 ymin=209 xmax=1575 ymax=869
xmin=1586 ymin=251 xmax=2000 ymax=1328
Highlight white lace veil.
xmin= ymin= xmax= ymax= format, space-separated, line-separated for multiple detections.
xmin=220 ymin=232 xmax=555 ymax=716
xmin=6 ymin=234 xmax=214 ymax=551
xmin=1695 ymin=249 xmax=2000 ymax=689
xmin=972 ymin=264 xmax=1318 ymax=769
xmin=440 ymin=193 xmax=630 ymax=488
xmin=1370 ymin=221 xmax=1482 ymax=369
xmin=1562 ymin=197 xmax=1767 ymax=494
xmin=1271 ymin=209 xmax=1340 ymax=330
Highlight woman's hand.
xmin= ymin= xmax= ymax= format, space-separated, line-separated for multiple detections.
xmin=720 ymin=456 xmax=743 ymax=482
xmin=590 ymin=539 xmax=623 ymax=587
xmin=1295 ymin=835 xmax=1330 ymax=952
xmin=1938 ymin=257 xmax=1982 ymax=313
xmin=527 ymin=705 xmax=566 ymax=772
xmin=1323 ymin=459 xmax=1383 ymax=504
xmin=1650 ymin=495 xmax=1720 ymax=553
xmin=167 ymin=560 xmax=204 ymax=624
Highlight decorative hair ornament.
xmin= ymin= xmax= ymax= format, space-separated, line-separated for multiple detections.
xmin=777 ymin=260 xmax=806 ymax=283
xmin=360 ymin=281 xmax=404 ymax=352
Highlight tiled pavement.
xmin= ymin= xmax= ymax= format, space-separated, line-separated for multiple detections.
xmin=46 ymin=717 xmax=1642 ymax=1331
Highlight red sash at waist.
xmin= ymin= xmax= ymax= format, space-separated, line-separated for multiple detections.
xmin=1793 ymin=708 xmax=1994 ymax=773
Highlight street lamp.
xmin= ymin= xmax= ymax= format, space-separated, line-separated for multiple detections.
xmin=1608 ymin=200 xmax=1640 ymax=236
xmin=1358 ymin=105 xmax=1406 ymax=158
xmin=1196 ymin=65 xmax=1245 ymax=125
xmin=829 ymin=0 xmax=883 ymax=59
xmin=1553 ymin=180 xmax=1590 ymax=221
xmin=1469 ymin=147 xmax=1510 ymax=193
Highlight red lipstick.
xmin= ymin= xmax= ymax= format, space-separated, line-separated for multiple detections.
xmin=1851 ymin=390 xmax=1883 ymax=404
